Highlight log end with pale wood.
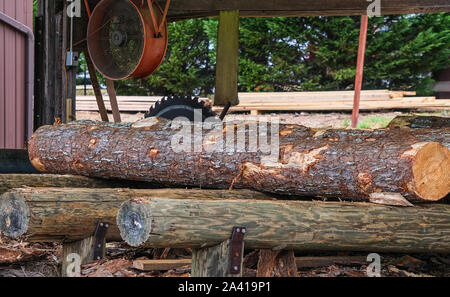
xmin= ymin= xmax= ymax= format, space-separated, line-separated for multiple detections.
xmin=400 ymin=142 xmax=449 ymax=201
xmin=0 ymin=191 xmax=29 ymax=239
xmin=0 ymin=188 xmax=127 ymax=242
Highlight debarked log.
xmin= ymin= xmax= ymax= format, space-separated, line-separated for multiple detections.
xmin=0 ymin=174 xmax=148 ymax=195
xmin=117 ymin=197 xmax=450 ymax=253
xmin=0 ymin=187 xmax=271 ymax=242
xmin=388 ymin=115 xmax=450 ymax=129
xmin=28 ymin=118 xmax=450 ymax=203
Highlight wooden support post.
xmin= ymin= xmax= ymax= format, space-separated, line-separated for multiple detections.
xmin=85 ymin=50 xmax=109 ymax=122
xmin=351 ymin=15 xmax=369 ymax=128
xmin=214 ymin=10 xmax=239 ymax=107
xmin=61 ymin=222 xmax=109 ymax=277
xmin=191 ymin=227 xmax=245 ymax=277
xmin=106 ymin=79 xmax=121 ymax=123
xmin=62 ymin=236 xmax=97 ymax=277
xmin=34 ymin=0 xmax=59 ymax=128
xmin=192 ymin=240 xmax=243 ymax=277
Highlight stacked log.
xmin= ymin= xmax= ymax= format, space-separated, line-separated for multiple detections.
xmin=28 ymin=118 xmax=450 ymax=204
xmin=116 ymin=196 xmax=450 ymax=253
xmin=0 ymin=173 xmax=169 ymax=196
xmin=388 ymin=115 xmax=450 ymax=129
xmin=0 ymin=174 xmax=143 ymax=195
xmin=0 ymin=187 xmax=270 ymax=242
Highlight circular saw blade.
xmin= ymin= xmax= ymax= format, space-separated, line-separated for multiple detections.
xmin=145 ymin=95 xmax=217 ymax=122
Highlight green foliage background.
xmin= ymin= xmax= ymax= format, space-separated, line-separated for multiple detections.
xmin=76 ymin=13 xmax=449 ymax=96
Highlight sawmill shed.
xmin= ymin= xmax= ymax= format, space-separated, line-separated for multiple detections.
xmin=0 ymin=0 xmax=449 ymax=279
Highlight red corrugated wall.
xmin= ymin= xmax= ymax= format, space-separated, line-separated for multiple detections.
xmin=0 ymin=0 xmax=33 ymax=149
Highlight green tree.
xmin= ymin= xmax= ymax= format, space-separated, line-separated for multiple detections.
xmin=78 ymin=13 xmax=450 ymax=96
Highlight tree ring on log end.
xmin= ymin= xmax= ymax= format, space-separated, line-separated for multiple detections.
xmin=117 ymin=201 xmax=152 ymax=247
xmin=412 ymin=142 xmax=450 ymax=201
xmin=0 ymin=192 xmax=29 ymax=239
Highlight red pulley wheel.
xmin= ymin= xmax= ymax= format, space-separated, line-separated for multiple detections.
xmin=87 ymin=0 xmax=168 ymax=80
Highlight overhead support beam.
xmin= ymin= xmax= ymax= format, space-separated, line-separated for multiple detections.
xmin=214 ymin=10 xmax=239 ymax=107
xmin=163 ymin=0 xmax=450 ymax=21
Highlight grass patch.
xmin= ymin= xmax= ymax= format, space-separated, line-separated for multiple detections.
xmin=342 ymin=116 xmax=392 ymax=129
xmin=357 ymin=116 xmax=392 ymax=129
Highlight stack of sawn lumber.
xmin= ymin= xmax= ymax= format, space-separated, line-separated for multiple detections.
xmin=76 ymin=96 xmax=162 ymax=112
xmin=75 ymin=90 xmax=450 ymax=114
xmin=215 ymin=90 xmax=450 ymax=114
xmin=214 ymin=90 xmax=450 ymax=113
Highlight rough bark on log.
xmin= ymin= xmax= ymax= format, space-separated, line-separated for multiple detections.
xmin=388 ymin=115 xmax=450 ymax=129
xmin=116 ymin=197 xmax=450 ymax=253
xmin=28 ymin=118 xmax=450 ymax=203
xmin=0 ymin=187 xmax=271 ymax=242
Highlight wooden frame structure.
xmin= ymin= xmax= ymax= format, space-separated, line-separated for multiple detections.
xmin=28 ymin=1 xmax=450 ymax=276
xmin=34 ymin=0 xmax=450 ymax=128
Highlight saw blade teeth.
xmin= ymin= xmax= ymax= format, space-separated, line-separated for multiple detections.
xmin=144 ymin=95 xmax=218 ymax=122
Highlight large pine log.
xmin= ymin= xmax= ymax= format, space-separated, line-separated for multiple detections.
xmin=117 ymin=197 xmax=450 ymax=253
xmin=28 ymin=118 xmax=450 ymax=203
xmin=0 ymin=187 xmax=270 ymax=242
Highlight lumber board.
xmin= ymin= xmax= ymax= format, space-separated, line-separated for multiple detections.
xmin=295 ymin=256 xmax=367 ymax=268
xmin=133 ymin=259 xmax=192 ymax=271
xmin=214 ymin=99 xmax=450 ymax=113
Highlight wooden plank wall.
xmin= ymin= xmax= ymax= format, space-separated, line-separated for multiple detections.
xmin=0 ymin=0 xmax=33 ymax=149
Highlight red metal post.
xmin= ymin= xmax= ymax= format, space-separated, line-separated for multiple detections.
xmin=351 ymin=15 xmax=369 ymax=128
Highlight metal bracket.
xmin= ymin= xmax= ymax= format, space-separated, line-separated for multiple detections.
xmin=92 ymin=222 xmax=109 ymax=261
xmin=228 ymin=226 xmax=246 ymax=274
xmin=219 ymin=102 xmax=232 ymax=121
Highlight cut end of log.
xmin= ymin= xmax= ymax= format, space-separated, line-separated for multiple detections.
xmin=131 ymin=117 xmax=162 ymax=129
xmin=0 ymin=192 xmax=29 ymax=239
xmin=410 ymin=142 xmax=450 ymax=201
xmin=117 ymin=200 xmax=152 ymax=247
xmin=30 ymin=157 xmax=46 ymax=173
